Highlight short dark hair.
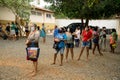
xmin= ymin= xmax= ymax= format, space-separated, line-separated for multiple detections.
xmin=12 ymin=22 xmax=14 ymax=24
xmin=37 ymin=26 xmax=40 ymax=30
xmin=112 ymin=28 xmax=116 ymax=32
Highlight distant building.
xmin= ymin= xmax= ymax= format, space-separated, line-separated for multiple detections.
xmin=0 ymin=6 xmax=55 ymax=30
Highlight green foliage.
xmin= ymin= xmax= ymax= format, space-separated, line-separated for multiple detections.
xmin=0 ymin=0 xmax=32 ymax=21
xmin=44 ymin=0 xmax=120 ymax=19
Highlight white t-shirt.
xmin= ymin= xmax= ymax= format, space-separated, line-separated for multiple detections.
xmin=75 ymin=30 xmax=80 ymax=39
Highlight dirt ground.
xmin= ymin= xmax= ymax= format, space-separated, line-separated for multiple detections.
xmin=0 ymin=35 xmax=120 ymax=80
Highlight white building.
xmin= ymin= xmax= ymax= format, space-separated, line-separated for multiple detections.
xmin=0 ymin=6 xmax=55 ymax=30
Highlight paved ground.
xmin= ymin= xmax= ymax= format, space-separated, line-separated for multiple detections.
xmin=0 ymin=35 xmax=120 ymax=80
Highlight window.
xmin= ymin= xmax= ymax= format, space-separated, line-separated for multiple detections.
xmin=31 ymin=11 xmax=36 ymax=15
xmin=31 ymin=10 xmax=42 ymax=16
xmin=46 ymin=14 xmax=51 ymax=18
xmin=36 ymin=11 xmax=42 ymax=16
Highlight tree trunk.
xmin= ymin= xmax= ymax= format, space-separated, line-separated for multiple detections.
xmin=81 ymin=18 xmax=85 ymax=30
xmin=85 ymin=18 xmax=89 ymax=27
xmin=81 ymin=18 xmax=84 ymax=27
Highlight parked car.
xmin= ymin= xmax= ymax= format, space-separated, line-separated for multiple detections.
xmin=66 ymin=23 xmax=85 ymax=33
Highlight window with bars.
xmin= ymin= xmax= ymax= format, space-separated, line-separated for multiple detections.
xmin=31 ymin=11 xmax=42 ymax=16
xmin=46 ymin=14 xmax=51 ymax=18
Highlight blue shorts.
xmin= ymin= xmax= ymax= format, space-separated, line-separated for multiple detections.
xmin=55 ymin=48 xmax=64 ymax=54
xmin=66 ymin=43 xmax=74 ymax=48
xmin=82 ymin=41 xmax=90 ymax=47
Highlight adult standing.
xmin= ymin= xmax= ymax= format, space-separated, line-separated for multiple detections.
xmin=78 ymin=26 xmax=92 ymax=61
xmin=25 ymin=22 xmax=30 ymax=37
xmin=65 ymin=28 xmax=74 ymax=62
xmin=15 ymin=22 xmax=19 ymax=40
xmin=100 ymin=27 xmax=107 ymax=51
xmin=109 ymin=29 xmax=118 ymax=53
xmin=40 ymin=23 xmax=46 ymax=43
xmin=74 ymin=27 xmax=81 ymax=47
xmin=52 ymin=28 xmax=67 ymax=66
xmin=10 ymin=22 xmax=16 ymax=40
xmin=5 ymin=23 xmax=10 ymax=35
xmin=92 ymin=27 xmax=103 ymax=56
xmin=25 ymin=23 xmax=40 ymax=76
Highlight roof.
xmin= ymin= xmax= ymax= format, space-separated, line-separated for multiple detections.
xmin=31 ymin=6 xmax=54 ymax=13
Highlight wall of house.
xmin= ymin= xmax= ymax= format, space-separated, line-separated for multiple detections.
xmin=0 ymin=7 xmax=15 ymax=22
xmin=0 ymin=7 xmax=55 ymax=30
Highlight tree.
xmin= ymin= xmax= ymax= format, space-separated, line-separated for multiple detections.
xmin=0 ymin=0 xmax=32 ymax=22
xmin=44 ymin=0 xmax=120 ymax=26
xmin=0 ymin=0 xmax=33 ymax=36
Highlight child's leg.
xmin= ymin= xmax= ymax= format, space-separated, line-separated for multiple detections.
xmin=66 ymin=48 xmax=69 ymax=61
xmin=52 ymin=53 xmax=57 ymax=64
xmin=92 ymin=43 xmax=96 ymax=55
xmin=60 ymin=54 xmax=64 ymax=66
xmin=97 ymin=44 xmax=103 ymax=56
xmin=110 ymin=44 xmax=112 ymax=52
xmin=78 ymin=47 xmax=85 ymax=60
xmin=86 ymin=47 xmax=89 ymax=60
xmin=60 ymin=48 xmax=64 ymax=66
xmin=70 ymin=48 xmax=74 ymax=60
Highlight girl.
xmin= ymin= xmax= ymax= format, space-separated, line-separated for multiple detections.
xmin=92 ymin=27 xmax=103 ymax=56
xmin=110 ymin=29 xmax=118 ymax=53
xmin=78 ymin=26 xmax=92 ymax=61
xmin=65 ymin=28 xmax=74 ymax=62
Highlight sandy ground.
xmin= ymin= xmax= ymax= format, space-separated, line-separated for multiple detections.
xmin=0 ymin=35 xmax=120 ymax=80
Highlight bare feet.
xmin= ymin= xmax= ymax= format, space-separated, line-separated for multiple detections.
xmin=31 ymin=72 xmax=36 ymax=77
xmin=51 ymin=62 xmax=55 ymax=65
xmin=59 ymin=64 xmax=63 ymax=66
xmin=29 ymin=70 xmax=34 ymax=74
xmin=100 ymin=53 xmax=103 ymax=56
xmin=65 ymin=59 xmax=68 ymax=62
xmin=77 ymin=58 xmax=80 ymax=61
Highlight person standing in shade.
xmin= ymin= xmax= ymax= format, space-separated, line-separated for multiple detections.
xmin=25 ymin=23 xmax=40 ymax=76
xmin=109 ymin=29 xmax=118 ymax=53
xmin=74 ymin=27 xmax=80 ymax=47
xmin=5 ymin=23 xmax=10 ymax=35
xmin=40 ymin=23 xmax=46 ymax=43
xmin=52 ymin=28 xmax=67 ymax=66
xmin=92 ymin=27 xmax=103 ymax=56
xmin=100 ymin=27 xmax=107 ymax=51
xmin=10 ymin=22 xmax=16 ymax=40
xmin=65 ymin=28 xmax=74 ymax=62
xmin=15 ymin=22 xmax=19 ymax=40
xmin=78 ymin=26 xmax=92 ymax=61
xmin=25 ymin=22 xmax=30 ymax=38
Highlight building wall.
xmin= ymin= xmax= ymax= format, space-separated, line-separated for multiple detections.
xmin=0 ymin=7 xmax=55 ymax=30
xmin=0 ymin=7 xmax=15 ymax=21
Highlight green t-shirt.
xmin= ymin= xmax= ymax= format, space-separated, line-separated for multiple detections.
xmin=111 ymin=32 xmax=118 ymax=41
xmin=11 ymin=24 xmax=16 ymax=30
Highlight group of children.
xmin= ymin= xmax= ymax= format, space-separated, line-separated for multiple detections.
xmin=52 ymin=25 xmax=118 ymax=66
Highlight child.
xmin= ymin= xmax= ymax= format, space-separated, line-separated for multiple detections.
xmin=78 ymin=26 xmax=92 ymax=61
xmin=110 ymin=29 xmax=118 ymax=53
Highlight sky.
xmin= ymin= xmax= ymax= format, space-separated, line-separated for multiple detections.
xmin=30 ymin=0 xmax=50 ymax=8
